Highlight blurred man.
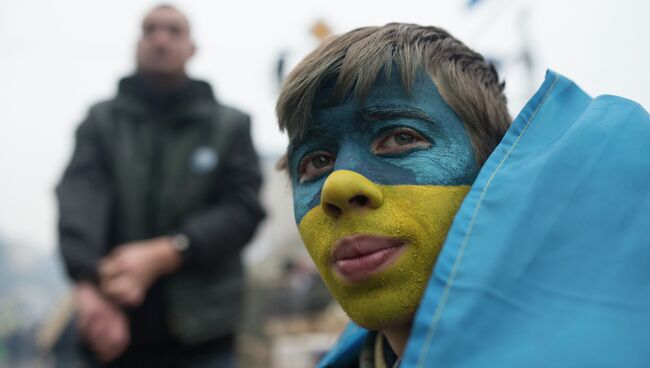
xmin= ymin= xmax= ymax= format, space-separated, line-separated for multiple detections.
xmin=57 ymin=5 xmax=264 ymax=367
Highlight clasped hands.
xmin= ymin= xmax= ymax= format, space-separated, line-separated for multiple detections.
xmin=99 ymin=236 xmax=182 ymax=307
xmin=75 ymin=237 xmax=181 ymax=362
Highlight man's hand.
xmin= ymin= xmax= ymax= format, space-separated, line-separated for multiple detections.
xmin=75 ymin=282 xmax=130 ymax=363
xmin=99 ymin=237 xmax=181 ymax=307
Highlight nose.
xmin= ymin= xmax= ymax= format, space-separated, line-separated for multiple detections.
xmin=320 ymin=170 xmax=383 ymax=219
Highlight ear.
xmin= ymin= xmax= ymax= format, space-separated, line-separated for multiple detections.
xmin=135 ymin=39 xmax=144 ymax=63
xmin=188 ymin=41 xmax=197 ymax=58
xmin=275 ymin=153 xmax=289 ymax=171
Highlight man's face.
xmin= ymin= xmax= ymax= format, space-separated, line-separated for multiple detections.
xmin=136 ymin=7 xmax=194 ymax=76
xmin=288 ymin=70 xmax=478 ymax=329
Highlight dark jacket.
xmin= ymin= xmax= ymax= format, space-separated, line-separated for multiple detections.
xmin=56 ymin=75 xmax=265 ymax=344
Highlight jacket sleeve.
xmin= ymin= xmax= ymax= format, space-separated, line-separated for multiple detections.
xmin=56 ymin=108 xmax=113 ymax=282
xmin=179 ymin=115 xmax=265 ymax=269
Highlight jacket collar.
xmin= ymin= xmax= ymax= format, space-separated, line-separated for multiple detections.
xmin=114 ymin=73 xmax=217 ymax=119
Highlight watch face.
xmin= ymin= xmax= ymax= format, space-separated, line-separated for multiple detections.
xmin=172 ymin=234 xmax=190 ymax=251
xmin=190 ymin=146 xmax=219 ymax=174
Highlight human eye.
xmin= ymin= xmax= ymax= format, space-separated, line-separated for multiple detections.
xmin=143 ymin=23 xmax=156 ymax=36
xmin=372 ymin=127 xmax=431 ymax=155
xmin=298 ymin=151 xmax=335 ymax=183
xmin=168 ymin=24 xmax=182 ymax=37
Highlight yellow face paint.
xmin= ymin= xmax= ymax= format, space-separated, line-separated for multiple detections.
xmin=298 ymin=175 xmax=470 ymax=329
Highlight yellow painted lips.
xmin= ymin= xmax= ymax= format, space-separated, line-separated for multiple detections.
xmin=298 ymin=170 xmax=470 ymax=329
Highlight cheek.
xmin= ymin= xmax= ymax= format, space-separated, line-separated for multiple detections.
xmin=297 ymin=206 xmax=335 ymax=276
xmin=396 ymin=142 xmax=478 ymax=186
xmin=292 ymin=181 xmax=323 ymax=224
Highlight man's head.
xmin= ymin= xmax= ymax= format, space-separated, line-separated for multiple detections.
xmin=136 ymin=5 xmax=195 ymax=78
xmin=276 ymin=23 xmax=510 ymax=330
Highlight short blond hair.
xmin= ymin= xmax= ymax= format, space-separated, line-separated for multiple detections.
xmin=276 ymin=23 xmax=511 ymax=165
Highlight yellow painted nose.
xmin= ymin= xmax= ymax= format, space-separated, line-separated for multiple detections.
xmin=320 ymin=170 xmax=384 ymax=219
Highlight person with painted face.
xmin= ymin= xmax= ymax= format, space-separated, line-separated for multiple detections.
xmin=276 ymin=24 xmax=650 ymax=367
xmin=57 ymin=5 xmax=264 ymax=367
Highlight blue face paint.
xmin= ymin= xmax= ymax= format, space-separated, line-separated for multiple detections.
xmin=289 ymin=69 xmax=478 ymax=223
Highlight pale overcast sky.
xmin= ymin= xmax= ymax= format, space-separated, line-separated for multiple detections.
xmin=0 ymin=0 xmax=648 ymax=252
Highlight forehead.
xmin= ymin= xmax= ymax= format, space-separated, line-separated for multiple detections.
xmin=142 ymin=7 xmax=189 ymax=31
xmin=289 ymin=69 xmax=449 ymax=154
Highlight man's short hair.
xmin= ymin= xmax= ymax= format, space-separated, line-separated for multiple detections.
xmin=276 ymin=23 xmax=512 ymax=164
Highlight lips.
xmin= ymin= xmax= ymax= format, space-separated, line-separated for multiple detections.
xmin=331 ymin=235 xmax=406 ymax=282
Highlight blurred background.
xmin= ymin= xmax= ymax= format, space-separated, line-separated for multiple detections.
xmin=0 ymin=0 xmax=648 ymax=366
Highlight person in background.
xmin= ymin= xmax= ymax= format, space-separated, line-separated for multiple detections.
xmin=57 ymin=5 xmax=264 ymax=367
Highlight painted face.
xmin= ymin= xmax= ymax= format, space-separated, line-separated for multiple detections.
xmin=288 ymin=69 xmax=478 ymax=329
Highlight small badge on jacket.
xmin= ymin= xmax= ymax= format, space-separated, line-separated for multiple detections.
xmin=190 ymin=146 xmax=219 ymax=174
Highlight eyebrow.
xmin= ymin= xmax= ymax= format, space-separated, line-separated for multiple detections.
xmin=286 ymin=105 xmax=435 ymax=157
xmin=360 ymin=104 xmax=435 ymax=124
xmin=287 ymin=125 xmax=329 ymax=158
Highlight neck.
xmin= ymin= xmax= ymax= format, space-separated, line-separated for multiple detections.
xmin=138 ymin=70 xmax=188 ymax=91
xmin=382 ymin=319 xmax=413 ymax=357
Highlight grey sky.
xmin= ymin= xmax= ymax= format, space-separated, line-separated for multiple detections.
xmin=0 ymin=0 xmax=648 ymax=252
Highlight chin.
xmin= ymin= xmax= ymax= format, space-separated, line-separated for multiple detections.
xmin=347 ymin=302 xmax=417 ymax=331
xmin=332 ymin=281 xmax=423 ymax=331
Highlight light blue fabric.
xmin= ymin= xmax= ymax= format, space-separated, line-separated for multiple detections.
xmin=319 ymin=70 xmax=650 ymax=367
xmin=318 ymin=323 xmax=368 ymax=367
